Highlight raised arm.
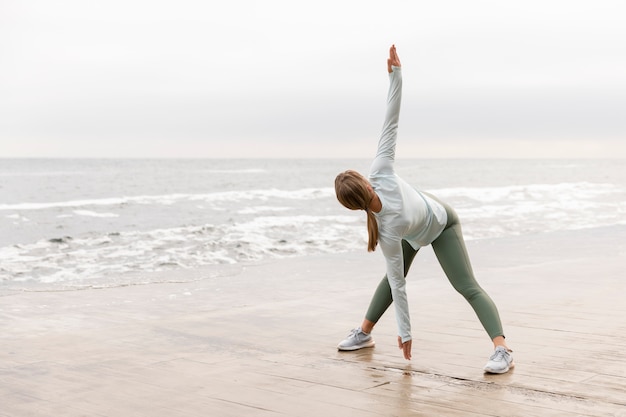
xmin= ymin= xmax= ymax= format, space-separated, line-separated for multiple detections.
xmin=371 ymin=45 xmax=403 ymax=170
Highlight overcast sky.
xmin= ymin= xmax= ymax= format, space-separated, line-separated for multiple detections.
xmin=1 ymin=0 xmax=624 ymax=158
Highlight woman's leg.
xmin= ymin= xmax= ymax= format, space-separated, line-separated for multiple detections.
xmin=430 ymin=203 xmax=506 ymax=344
xmin=361 ymin=240 xmax=419 ymax=333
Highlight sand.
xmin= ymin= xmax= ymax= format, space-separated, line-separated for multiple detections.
xmin=1 ymin=226 xmax=625 ymax=416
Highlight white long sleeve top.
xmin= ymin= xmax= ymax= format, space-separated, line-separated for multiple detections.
xmin=369 ymin=66 xmax=448 ymax=343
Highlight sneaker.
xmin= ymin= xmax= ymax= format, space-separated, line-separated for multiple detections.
xmin=484 ymin=346 xmax=514 ymax=374
xmin=337 ymin=327 xmax=375 ymax=351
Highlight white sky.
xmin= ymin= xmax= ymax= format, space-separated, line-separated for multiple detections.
xmin=1 ymin=0 xmax=625 ymax=158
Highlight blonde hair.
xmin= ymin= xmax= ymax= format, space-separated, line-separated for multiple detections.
xmin=334 ymin=170 xmax=379 ymax=252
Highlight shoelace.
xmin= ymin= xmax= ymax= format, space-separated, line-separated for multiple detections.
xmin=346 ymin=328 xmax=363 ymax=339
xmin=490 ymin=347 xmax=509 ymax=361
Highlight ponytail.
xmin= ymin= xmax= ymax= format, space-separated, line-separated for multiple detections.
xmin=365 ymin=209 xmax=379 ymax=252
xmin=335 ymin=170 xmax=379 ymax=252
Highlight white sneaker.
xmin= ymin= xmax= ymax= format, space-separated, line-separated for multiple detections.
xmin=337 ymin=327 xmax=375 ymax=351
xmin=484 ymin=346 xmax=514 ymax=374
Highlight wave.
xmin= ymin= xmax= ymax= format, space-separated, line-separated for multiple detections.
xmin=3 ymin=182 xmax=620 ymax=212
xmin=0 ymin=188 xmax=335 ymax=211
xmin=73 ymin=210 xmax=119 ymax=218
xmin=2 ymin=180 xmax=625 ymax=287
xmin=0 ymin=214 xmax=365 ymax=285
xmin=198 ymin=168 xmax=268 ymax=174
xmin=430 ymin=182 xmax=620 ymax=203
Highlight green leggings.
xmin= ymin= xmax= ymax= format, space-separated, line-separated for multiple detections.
xmin=365 ymin=198 xmax=504 ymax=340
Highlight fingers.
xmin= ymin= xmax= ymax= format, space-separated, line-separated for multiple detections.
xmin=403 ymin=340 xmax=412 ymax=360
xmin=393 ymin=46 xmax=400 ymax=66
xmin=397 ymin=337 xmax=412 ymax=360
xmin=388 ymin=44 xmax=401 ymax=69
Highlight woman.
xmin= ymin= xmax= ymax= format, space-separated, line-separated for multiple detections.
xmin=334 ymin=45 xmax=513 ymax=374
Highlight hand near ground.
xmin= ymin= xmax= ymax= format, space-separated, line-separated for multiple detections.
xmin=387 ymin=44 xmax=401 ymax=73
xmin=397 ymin=336 xmax=412 ymax=360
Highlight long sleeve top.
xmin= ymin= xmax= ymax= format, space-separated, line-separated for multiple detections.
xmin=368 ymin=66 xmax=448 ymax=343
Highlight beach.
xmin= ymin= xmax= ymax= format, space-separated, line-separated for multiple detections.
xmin=3 ymin=0 xmax=626 ymax=412
xmin=2 ymin=225 xmax=625 ymax=416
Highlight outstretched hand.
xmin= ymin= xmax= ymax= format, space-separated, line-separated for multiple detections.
xmin=387 ymin=44 xmax=401 ymax=73
xmin=397 ymin=336 xmax=412 ymax=360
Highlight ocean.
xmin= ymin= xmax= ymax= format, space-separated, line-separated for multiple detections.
xmin=1 ymin=158 xmax=625 ymax=292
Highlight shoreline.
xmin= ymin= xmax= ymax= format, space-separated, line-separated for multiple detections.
xmin=2 ymin=223 xmax=624 ymax=294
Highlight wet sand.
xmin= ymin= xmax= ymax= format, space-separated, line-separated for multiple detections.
xmin=1 ymin=226 xmax=625 ymax=416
